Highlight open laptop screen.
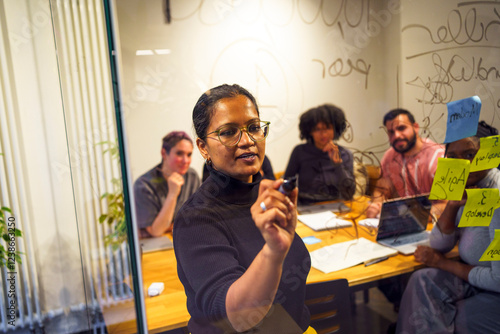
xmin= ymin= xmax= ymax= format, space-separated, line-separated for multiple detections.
xmin=376 ymin=195 xmax=432 ymax=241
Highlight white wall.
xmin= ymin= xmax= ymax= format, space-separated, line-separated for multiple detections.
xmin=116 ymin=0 xmax=401 ymax=179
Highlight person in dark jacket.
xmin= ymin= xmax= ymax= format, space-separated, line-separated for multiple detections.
xmin=285 ymin=104 xmax=355 ymax=204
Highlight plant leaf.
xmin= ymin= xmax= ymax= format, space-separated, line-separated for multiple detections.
xmin=1 ymin=207 xmax=12 ymax=213
xmin=98 ymin=214 xmax=107 ymax=224
xmin=107 ymin=216 xmax=114 ymax=225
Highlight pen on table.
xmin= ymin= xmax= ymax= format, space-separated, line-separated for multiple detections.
xmin=364 ymin=256 xmax=389 ymax=267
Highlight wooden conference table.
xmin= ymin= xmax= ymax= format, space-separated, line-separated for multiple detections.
xmin=104 ymin=196 xmax=457 ymax=333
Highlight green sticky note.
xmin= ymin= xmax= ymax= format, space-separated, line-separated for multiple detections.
xmin=470 ymin=136 xmax=500 ymax=172
xmin=429 ymin=158 xmax=470 ymax=201
xmin=458 ymin=189 xmax=499 ymax=227
xmin=479 ymin=230 xmax=500 ymax=262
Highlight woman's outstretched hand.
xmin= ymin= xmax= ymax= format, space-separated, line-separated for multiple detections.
xmin=251 ymin=179 xmax=298 ymax=258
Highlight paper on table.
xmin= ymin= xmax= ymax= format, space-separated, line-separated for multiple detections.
xmin=358 ymin=218 xmax=380 ymax=228
xmin=310 ymin=237 xmax=398 ymax=273
xmin=298 ymin=211 xmax=352 ymax=231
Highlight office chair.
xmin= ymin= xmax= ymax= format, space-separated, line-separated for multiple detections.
xmin=305 ymin=279 xmax=354 ymax=334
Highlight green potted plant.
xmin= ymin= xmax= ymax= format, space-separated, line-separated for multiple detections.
xmin=96 ymin=142 xmax=127 ymax=251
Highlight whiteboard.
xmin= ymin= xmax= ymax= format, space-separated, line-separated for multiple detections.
xmin=400 ymin=0 xmax=500 ymax=143
xmin=114 ymin=0 xmax=500 ymax=179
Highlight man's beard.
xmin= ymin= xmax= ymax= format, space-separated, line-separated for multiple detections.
xmin=392 ymin=131 xmax=417 ymax=154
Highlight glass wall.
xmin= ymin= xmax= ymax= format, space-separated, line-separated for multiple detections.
xmin=0 ymin=0 xmax=143 ymax=333
xmin=112 ymin=0 xmax=500 ymax=178
xmin=110 ymin=0 xmax=500 ymax=333
xmin=0 ymin=0 xmax=499 ymax=333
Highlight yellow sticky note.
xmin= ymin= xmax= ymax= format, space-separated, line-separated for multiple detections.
xmin=470 ymin=136 xmax=500 ymax=172
xmin=429 ymin=158 xmax=470 ymax=201
xmin=458 ymin=189 xmax=499 ymax=227
xmin=479 ymin=230 xmax=500 ymax=261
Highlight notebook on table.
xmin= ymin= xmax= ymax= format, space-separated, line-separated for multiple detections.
xmin=298 ymin=211 xmax=352 ymax=231
xmin=298 ymin=201 xmax=351 ymax=214
xmin=375 ymin=194 xmax=433 ymax=255
xmin=310 ymin=237 xmax=398 ymax=273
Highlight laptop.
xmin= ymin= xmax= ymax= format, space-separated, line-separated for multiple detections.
xmin=140 ymin=236 xmax=173 ymax=253
xmin=375 ymin=195 xmax=432 ymax=255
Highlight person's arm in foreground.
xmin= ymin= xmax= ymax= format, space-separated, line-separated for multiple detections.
xmin=365 ymin=176 xmax=392 ymax=218
xmin=414 ymin=245 xmax=474 ymax=282
xmin=146 ymin=172 xmax=184 ymax=236
xmin=414 ymin=198 xmax=473 ymax=282
xmin=225 ymin=179 xmax=298 ymax=332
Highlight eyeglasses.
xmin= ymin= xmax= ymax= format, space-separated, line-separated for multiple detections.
xmin=206 ymin=121 xmax=270 ymax=147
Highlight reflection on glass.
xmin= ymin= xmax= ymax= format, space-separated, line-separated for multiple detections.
xmin=0 ymin=0 xmax=140 ymax=333
xmin=111 ymin=0 xmax=500 ymax=332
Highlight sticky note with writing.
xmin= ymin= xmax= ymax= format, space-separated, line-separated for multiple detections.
xmin=444 ymin=96 xmax=481 ymax=144
xmin=470 ymin=135 xmax=500 ymax=172
xmin=479 ymin=229 xmax=500 ymax=262
xmin=429 ymin=158 xmax=470 ymax=201
xmin=458 ymin=189 xmax=499 ymax=227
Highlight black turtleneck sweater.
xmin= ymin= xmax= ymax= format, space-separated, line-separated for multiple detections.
xmin=173 ymin=166 xmax=311 ymax=333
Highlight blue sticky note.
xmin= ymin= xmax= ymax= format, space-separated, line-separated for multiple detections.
xmin=302 ymin=236 xmax=321 ymax=245
xmin=444 ymin=96 xmax=481 ymax=143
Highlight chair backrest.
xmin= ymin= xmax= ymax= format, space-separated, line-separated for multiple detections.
xmin=353 ymin=161 xmax=368 ymax=197
xmin=365 ymin=164 xmax=381 ymax=196
xmin=305 ymin=279 xmax=353 ymax=334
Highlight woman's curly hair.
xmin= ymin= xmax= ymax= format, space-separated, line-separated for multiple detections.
xmin=299 ymin=104 xmax=347 ymax=142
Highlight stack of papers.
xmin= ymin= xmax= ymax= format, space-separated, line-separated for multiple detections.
xmin=310 ymin=237 xmax=398 ymax=273
xmin=298 ymin=211 xmax=352 ymax=231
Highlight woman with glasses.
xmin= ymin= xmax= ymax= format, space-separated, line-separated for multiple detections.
xmin=395 ymin=122 xmax=500 ymax=333
xmin=173 ymin=84 xmax=314 ymax=333
xmin=285 ymin=104 xmax=356 ymax=204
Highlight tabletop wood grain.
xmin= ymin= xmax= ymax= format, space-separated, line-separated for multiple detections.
xmin=103 ymin=196 xmax=456 ymax=333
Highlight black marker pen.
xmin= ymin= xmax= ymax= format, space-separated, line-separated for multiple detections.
xmin=279 ymin=175 xmax=297 ymax=196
